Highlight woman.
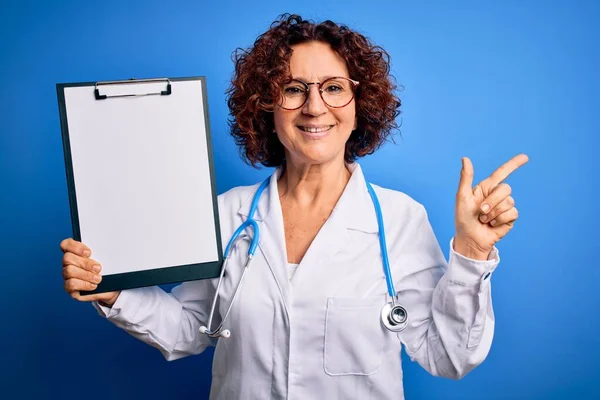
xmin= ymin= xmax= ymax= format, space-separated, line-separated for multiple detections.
xmin=60 ymin=14 xmax=527 ymax=399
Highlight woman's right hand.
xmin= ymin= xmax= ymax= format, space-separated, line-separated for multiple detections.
xmin=60 ymin=238 xmax=121 ymax=307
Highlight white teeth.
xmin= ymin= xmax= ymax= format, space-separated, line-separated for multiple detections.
xmin=300 ymin=126 xmax=332 ymax=133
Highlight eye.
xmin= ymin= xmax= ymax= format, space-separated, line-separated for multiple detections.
xmin=322 ymin=80 xmax=349 ymax=94
xmin=282 ymin=80 xmax=308 ymax=96
xmin=324 ymin=84 xmax=343 ymax=93
xmin=283 ymin=86 xmax=305 ymax=94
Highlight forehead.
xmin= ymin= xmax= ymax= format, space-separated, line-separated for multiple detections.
xmin=289 ymin=41 xmax=349 ymax=79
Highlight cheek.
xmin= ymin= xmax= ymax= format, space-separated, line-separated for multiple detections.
xmin=272 ymin=114 xmax=295 ymax=150
xmin=338 ymin=108 xmax=357 ymax=134
xmin=336 ymin=102 xmax=356 ymax=126
xmin=273 ymin=111 xmax=281 ymax=131
xmin=273 ymin=110 xmax=294 ymax=133
xmin=273 ymin=103 xmax=298 ymax=121
xmin=273 ymin=113 xmax=287 ymax=135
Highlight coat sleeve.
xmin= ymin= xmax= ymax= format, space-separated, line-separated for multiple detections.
xmin=92 ymin=278 xmax=220 ymax=361
xmin=392 ymin=205 xmax=499 ymax=379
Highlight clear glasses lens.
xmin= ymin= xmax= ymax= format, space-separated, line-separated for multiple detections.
xmin=280 ymin=81 xmax=308 ymax=109
xmin=279 ymin=77 xmax=356 ymax=110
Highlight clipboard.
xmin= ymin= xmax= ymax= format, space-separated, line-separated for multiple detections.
xmin=56 ymin=77 xmax=223 ymax=294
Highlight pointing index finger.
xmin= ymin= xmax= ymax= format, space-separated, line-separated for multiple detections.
xmin=488 ymin=154 xmax=529 ymax=187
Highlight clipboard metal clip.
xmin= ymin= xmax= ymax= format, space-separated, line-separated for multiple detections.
xmin=94 ymin=78 xmax=172 ymax=100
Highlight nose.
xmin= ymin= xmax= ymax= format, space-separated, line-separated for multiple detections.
xmin=302 ymin=85 xmax=327 ymax=117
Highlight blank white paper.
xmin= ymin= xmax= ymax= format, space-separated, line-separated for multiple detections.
xmin=63 ymin=80 xmax=219 ymax=275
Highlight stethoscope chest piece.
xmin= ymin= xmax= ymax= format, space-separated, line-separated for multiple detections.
xmin=381 ymin=299 xmax=408 ymax=332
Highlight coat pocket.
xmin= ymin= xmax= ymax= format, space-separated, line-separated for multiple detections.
xmin=324 ymin=296 xmax=385 ymax=376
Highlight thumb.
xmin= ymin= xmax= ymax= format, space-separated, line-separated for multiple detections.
xmin=457 ymin=157 xmax=474 ymax=196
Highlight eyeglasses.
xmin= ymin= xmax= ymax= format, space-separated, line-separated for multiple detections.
xmin=277 ymin=77 xmax=360 ymax=110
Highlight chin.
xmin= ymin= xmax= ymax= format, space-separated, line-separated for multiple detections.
xmin=290 ymin=145 xmax=342 ymax=165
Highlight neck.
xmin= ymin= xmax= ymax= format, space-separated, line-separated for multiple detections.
xmin=278 ymin=157 xmax=351 ymax=207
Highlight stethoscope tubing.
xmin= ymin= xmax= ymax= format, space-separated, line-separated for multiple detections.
xmin=365 ymin=182 xmax=396 ymax=298
xmin=201 ymin=178 xmax=269 ymax=337
xmin=223 ymin=177 xmax=270 ymax=258
xmin=201 ymin=176 xmax=407 ymax=337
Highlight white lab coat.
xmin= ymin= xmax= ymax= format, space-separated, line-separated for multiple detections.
xmin=94 ymin=163 xmax=499 ymax=400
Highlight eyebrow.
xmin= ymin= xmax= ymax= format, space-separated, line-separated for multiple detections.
xmin=290 ymin=75 xmax=349 ymax=82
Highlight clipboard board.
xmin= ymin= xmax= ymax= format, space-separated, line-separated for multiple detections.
xmin=56 ymin=77 xmax=223 ymax=294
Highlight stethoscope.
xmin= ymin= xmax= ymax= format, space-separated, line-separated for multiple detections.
xmin=199 ymin=176 xmax=408 ymax=338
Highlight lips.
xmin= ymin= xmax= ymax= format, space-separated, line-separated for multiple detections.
xmin=297 ymin=125 xmax=334 ymax=133
xmin=296 ymin=125 xmax=335 ymax=139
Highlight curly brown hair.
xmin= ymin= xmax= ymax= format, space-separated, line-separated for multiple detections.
xmin=226 ymin=13 xmax=401 ymax=167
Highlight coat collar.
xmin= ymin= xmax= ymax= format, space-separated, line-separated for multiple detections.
xmin=236 ymin=163 xmax=382 ymax=311
xmin=237 ymin=163 xmax=379 ymax=234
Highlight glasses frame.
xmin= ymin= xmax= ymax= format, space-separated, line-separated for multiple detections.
xmin=277 ymin=76 xmax=360 ymax=110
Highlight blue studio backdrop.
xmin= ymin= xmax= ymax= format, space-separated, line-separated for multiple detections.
xmin=1 ymin=1 xmax=598 ymax=399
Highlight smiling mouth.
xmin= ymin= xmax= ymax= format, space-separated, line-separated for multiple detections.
xmin=297 ymin=125 xmax=335 ymax=133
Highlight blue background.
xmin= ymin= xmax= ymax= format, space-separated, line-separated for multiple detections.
xmin=1 ymin=0 xmax=598 ymax=399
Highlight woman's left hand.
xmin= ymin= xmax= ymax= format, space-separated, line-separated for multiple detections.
xmin=453 ymin=154 xmax=529 ymax=260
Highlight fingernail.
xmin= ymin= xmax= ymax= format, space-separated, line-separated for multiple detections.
xmin=93 ymin=275 xmax=101 ymax=283
xmin=481 ymin=203 xmax=490 ymax=213
xmin=92 ymin=264 xmax=101 ymax=273
xmin=480 ymin=214 xmax=488 ymax=222
xmin=83 ymin=250 xmax=91 ymax=257
xmin=490 ymin=219 xmax=497 ymax=226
